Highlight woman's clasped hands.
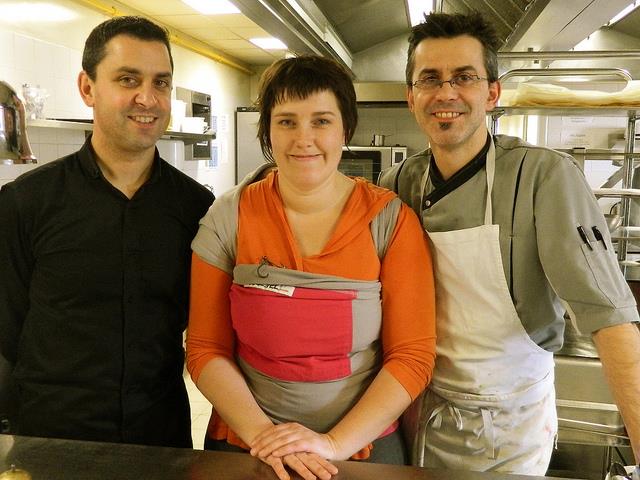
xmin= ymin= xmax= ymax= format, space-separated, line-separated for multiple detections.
xmin=250 ymin=422 xmax=340 ymax=480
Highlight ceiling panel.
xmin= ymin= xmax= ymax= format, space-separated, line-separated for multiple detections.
xmin=228 ymin=26 xmax=270 ymax=38
xmin=181 ymin=27 xmax=239 ymax=41
xmin=154 ymin=14 xmax=224 ymax=29
xmin=74 ymin=0 xmax=640 ymax=73
xmin=122 ymin=0 xmax=195 ymax=15
xmin=225 ymin=49 xmax=282 ymax=64
xmin=210 ymin=13 xmax=260 ymax=28
xmin=111 ymin=0 xmax=286 ymax=67
xmin=212 ymin=38 xmax=257 ymax=49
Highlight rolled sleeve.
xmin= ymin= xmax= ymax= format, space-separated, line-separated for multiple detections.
xmin=191 ymin=191 xmax=238 ymax=275
xmin=534 ymin=157 xmax=639 ymax=335
xmin=380 ymin=204 xmax=437 ymax=400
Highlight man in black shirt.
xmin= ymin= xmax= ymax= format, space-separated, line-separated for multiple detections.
xmin=0 ymin=16 xmax=214 ymax=447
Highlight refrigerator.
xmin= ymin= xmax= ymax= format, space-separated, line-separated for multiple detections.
xmin=235 ymin=108 xmax=266 ymax=184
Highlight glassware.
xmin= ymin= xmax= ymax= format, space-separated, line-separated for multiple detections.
xmin=21 ymin=84 xmax=48 ymax=120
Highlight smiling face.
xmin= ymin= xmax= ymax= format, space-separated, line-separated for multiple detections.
xmin=407 ymin=35 xmax=500 ymax=160
xmin=78 ymin=34 xmax=172 ymax=161
xmin=270 ymin=89 xmax=345 ymax=191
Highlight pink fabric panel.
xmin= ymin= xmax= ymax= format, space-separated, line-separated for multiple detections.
xmin=230 ymin=284 xmax=355 ymax=381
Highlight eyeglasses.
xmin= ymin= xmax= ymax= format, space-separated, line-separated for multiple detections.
xmin=410 ymin=73 xmax=489 ymax=91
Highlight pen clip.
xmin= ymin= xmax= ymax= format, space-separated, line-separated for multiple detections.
xmin=592 ymin=226 xmax=608 ymax=250
xmin=576 ymin=225 xmax=593 ymax=250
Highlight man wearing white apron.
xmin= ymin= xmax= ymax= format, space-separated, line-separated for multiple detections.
xmin=380 ymin=11 xmax=640 ymax=474
xmin=410 ymin=140 xmax=557 ymax=474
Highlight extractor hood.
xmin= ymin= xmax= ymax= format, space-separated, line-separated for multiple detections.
xmin=230 ymin=0 xmax=640 ymax=83
xmin=354 ymin=82 xmax=407 ymax=104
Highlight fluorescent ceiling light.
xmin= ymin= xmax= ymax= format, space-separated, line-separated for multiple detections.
xmin=607 ymin=1 xmax=640 ymax=25
xmin=181 ymin=0 xmax=240 ymax=15
xmin=250 ymin=37 xmax=288 ymax=50
xmin=0 ymin=2 xmax=77 ymax=22
xmin=407 ymin=0 xmax=435 ymax=27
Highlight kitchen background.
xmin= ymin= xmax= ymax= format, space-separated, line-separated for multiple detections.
xmin=2 ymin=0 xmax=640 ymax=472
xmin=2 ymin=0 xmax=640 ymax=195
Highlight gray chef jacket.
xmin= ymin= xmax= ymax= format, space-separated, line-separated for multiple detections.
xmin=379 ymin=134 xmax=639 ymax=351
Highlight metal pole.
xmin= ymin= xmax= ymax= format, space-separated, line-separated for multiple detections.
xmin=618 ymin=116 xmax=638 ymax=263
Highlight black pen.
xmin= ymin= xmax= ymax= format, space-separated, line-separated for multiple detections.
xmin=592 ymin=226 xmax=607 ymax=250
xmin=576 ymin=225 xmax=593 ymax=250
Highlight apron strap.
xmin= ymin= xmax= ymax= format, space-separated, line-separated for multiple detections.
xmin=427 ymin=402 xmax=463 ymax=431
xmin=427 ymin=400 xmax=499 ymax=461
xmin=484 ymin=137 xmax=496 ymax=226
xmin=481 ymin=408 xmax=497 ymax=460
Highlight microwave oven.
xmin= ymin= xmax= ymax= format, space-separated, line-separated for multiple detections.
xmin=340 ymin=146 xmax=407 ymax=184
xmin=176 ymin=87 xmax=212 ymax=161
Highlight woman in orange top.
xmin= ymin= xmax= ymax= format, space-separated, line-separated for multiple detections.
xmin=187 ymin=55 xmax=436 ymax=480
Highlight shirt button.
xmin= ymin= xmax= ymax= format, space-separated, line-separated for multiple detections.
xmin=424 ymin=200 xmax=431 ymax=208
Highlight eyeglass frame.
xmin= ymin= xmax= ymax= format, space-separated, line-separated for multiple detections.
xmin=409 ymin=73 xmax=490 ymax=91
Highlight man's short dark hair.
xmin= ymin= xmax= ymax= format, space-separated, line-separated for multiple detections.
xmin=406 ymin=12 xmax=502 ymax=85
xmin=82 ymin=16 xmax=173 ymax=80
xmin=256 ymin=55 xmax=357 ymax=162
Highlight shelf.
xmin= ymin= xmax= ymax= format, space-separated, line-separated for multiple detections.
xmin=491 ymin=106 xmax=640 ymax=118
xmin=29 ymin=118 xmax=93 ymax=131
xmin=593 ymin=188 xmax=640 ymax=198
xmin=27 ymin=118 xmax=215 ymax=145
xmin=554 ymin=149 xmax=640 ymax=160
xmin=493 ymin=68 xmax=640 ymax=265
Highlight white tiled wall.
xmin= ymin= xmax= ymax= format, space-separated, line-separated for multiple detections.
xmin=0 ymin=28 xmax=90 ymax=121
xmin=27 ymin=127 xmax=87 ymax=162
xmin=0 ymin=126 xmax=88 ymax=187
xmin=0 ymin=24 xmax=91 ymax=186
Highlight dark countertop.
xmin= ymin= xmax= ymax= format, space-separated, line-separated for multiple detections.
xmin=0 ymin=434 xmax=568 ymax=480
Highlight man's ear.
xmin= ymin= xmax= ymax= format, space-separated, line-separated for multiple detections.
xmin=78 ymin=71 xmax=95 ymax=108
xmin=486 ymin=80 xmax=501 ymax=111
xmin=407 ymin=86 xmax=415 ymax=113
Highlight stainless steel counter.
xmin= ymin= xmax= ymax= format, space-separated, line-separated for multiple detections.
xmin=0 ymin=434 xmax=566 ymax=480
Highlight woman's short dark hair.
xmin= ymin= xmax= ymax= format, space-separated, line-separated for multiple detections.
xmin=82 ymin=16 xmax=173 ymax=80
xmin=406 ymin=12 xmax=502 ymax=85
xmin=256 ymin=55 xmax=357 ymax=162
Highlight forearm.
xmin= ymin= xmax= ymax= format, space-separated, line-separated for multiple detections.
xmin=593 ymin=322 xmax=640 ymax=462
xmin=196 ymin=356 xmax=274 ymax=446
xmin=327 ymin=368 xmax=411 ymax=460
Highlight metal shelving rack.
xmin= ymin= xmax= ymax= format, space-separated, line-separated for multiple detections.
xmin=488 ymin=55 xmax=640 ymax=478
xmin=490 ymin=54 xmax=640 ymax=268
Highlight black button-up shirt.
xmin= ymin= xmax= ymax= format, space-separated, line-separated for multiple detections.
xmin=0 ymin=137 xmax=214 ymax=447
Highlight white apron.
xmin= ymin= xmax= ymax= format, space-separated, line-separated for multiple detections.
xmin=405 ymin=140 xmax=557 ymax=475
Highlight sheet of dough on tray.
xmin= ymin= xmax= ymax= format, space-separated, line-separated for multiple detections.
xmin=506 ymin=80 xmax=640 ymax=107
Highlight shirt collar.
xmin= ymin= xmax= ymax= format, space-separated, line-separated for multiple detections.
xmin=423 ymin=133 xmax=492 ymax=209
xmin=78 ymin=134 xmax=163 ymax=184
xmin=430 ymin=133 xmax=491 ymax=188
